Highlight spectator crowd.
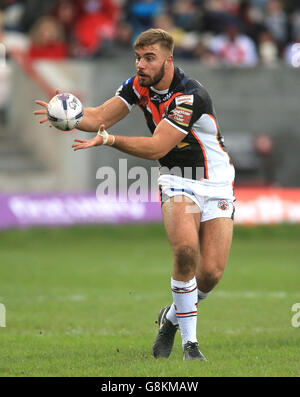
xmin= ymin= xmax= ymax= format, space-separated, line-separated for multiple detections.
xmin=1 ymin=0 xmax=300 ymax=67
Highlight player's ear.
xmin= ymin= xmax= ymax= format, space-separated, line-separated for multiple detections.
xmin=166 ymin=54 xmax=173 ymax=69
xmin=167 ymin=54 xmax=173 ymax=64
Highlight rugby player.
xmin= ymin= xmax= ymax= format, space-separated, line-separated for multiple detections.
xmin=34 ymin=29 xmax=235 ymax=361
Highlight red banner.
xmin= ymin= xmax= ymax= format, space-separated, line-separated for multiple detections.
xmin=234 ymin=187 xmax=300 ymax=224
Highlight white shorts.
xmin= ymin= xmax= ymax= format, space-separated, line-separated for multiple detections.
xmin=158 ymin=174 xmax=235 ymax=223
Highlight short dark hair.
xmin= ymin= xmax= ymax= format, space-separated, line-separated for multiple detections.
xmin=134 ymin=29 xmax=174 ymax=54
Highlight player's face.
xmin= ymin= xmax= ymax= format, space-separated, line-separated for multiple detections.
xmin=135 ymin=44 xmax=170 ymax=87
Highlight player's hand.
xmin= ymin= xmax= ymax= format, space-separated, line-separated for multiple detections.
xmin=72 ymin=135 xmax=103 ymax=151
xmin=33 ymin=88 xmax=61 ymax=127
xmin=72 ymin=124 xmax=106 ymax=151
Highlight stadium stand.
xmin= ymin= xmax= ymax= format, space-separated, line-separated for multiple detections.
xmin=1 ymin=0 xmax=300 ymax=63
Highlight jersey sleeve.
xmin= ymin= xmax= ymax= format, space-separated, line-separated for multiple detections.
xmin=115 ymin=77 xmax=139 ymax=111
xmin=164 ymin=93 xmax=210 ymax=134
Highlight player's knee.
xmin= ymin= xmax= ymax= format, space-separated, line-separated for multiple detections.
xmin=200 ymin=267 xmax=224 ymax=290
xmin=174 ymin=244 xmax=198 ymax=277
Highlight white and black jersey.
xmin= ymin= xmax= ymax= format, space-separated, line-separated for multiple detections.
xmin=116 ymin=67 xmax=234 ymax=183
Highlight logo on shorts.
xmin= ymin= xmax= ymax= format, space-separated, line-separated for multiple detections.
xmin=218 ymin=200 xmax=229 ymax=211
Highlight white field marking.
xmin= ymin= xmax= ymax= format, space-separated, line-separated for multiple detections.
xmin=223 ymin=327 xmax=282 ymax=335
xmin=68 ymin=294 xmax=87 ymax=302
xmin=7 ymin=290 xmax=297 ymax=307
xmin=64 ymin=328 xmax=133 ymax=336
xmin=66 ymin=328 xmax=84 ymax=335
xmin=225 ymin=328 xmax=242 ymax=335
xmin=0 ymin=303 xmax=5 ymax=327
xmin=214 ymin=290 xmax=298 ymax=299
xmin=20 ymin=294 xmax=88 ymax=304
xmin=50 ymin=294 xmax=87 ymax=302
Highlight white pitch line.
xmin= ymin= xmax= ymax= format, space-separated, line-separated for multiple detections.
xmin=214 ymin=290 xmax=298 ymax=299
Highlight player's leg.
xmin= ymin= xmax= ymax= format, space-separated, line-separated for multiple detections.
xmin=165 ymin=217 xmax=233 ymax=323
xmin=196 ymin=217 xmax=233 ymax=294
xmin=153 ymin=195 xmax=234 ymax=359
xmin=153 ymin=195 xmax=205 ymax=360
xmin=162 ymin=195 xmax=201 ymax=282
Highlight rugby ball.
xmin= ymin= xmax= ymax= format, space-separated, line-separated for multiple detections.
xmin=47 ymin=93 xmax=83 ymax=131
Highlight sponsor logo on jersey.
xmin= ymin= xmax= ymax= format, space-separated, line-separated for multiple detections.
xmin=175 ymin=95 xmax=194 ymax=106
xmin=150 ymin=91 xmax=174 ymax=103
xmin=176 ymin=142 xmax=190 ymax=149
xmin=168 ymin=106 xmax=193 ymax=127
xmin=218 ymin=200 xmax=229 ymax=211
xmin=150 ymin=94 xmax=161 ymax=102
xmin=163 ymin=92 xmax=173 ymax=101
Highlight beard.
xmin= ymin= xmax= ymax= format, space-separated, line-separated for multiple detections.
xmin=138 ymin=61 xmax=166 ymax=87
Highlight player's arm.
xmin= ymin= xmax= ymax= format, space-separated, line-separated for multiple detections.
xmin=76 ymin=96 xmax=129 ymax=132
xmin=72 ymin=120 xmax=186 ymax=160
xmin=34 ymin=91 xmax=129 ymax=132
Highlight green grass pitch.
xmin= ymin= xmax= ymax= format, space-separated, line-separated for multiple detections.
xmin=0 ymin=223 xmax=299 ymax=377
